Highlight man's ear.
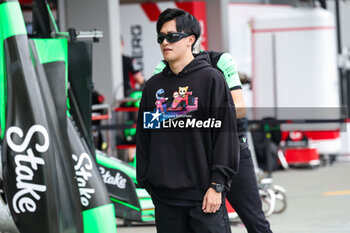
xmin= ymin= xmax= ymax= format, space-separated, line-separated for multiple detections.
xmin=187 ymin=35 xmax=196 ymax=48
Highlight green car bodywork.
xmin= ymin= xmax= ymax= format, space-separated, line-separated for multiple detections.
xmin=0 ymin=2 xmax=117 ymax=232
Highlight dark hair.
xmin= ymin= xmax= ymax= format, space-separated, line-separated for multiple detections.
xmin=156 ymin=8 xmax=201 ymax=49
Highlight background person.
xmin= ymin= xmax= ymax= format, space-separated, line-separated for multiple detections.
xmin=121 ymin=36 xmax=145 ymax=98
xmin=120 ymin=37 xmax=145 ymax=162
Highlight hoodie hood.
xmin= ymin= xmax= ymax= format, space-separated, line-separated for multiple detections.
xmin=194 ymin=51 xmax=211 ymax=63
xmin=162 ymin=52 xmax=212 ymax=77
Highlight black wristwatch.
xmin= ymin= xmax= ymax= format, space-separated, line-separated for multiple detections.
xmin=210 ymin=183 xmax=225 ymax=193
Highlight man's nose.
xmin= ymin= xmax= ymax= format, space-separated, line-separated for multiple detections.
xmin=162 ymin=38 xmax=169 ymax=45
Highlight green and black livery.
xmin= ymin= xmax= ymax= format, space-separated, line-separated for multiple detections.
xmin=0 ymin=0 xmax=116 ymax=232
xmin=0 ymin=1 xmax=83 ymax=232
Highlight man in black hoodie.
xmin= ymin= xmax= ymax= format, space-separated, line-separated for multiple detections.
xmin=136 ymin=8 xmax=239 ymax=233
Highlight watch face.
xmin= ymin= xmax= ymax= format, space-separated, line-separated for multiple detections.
xmin=211 ymin=184 xmax=224 ymax=193
xmin=216 ymin=184 xmax=224 ymax=193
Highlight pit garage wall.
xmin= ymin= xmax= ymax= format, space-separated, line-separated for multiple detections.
xmin=64 ymin=0 xmax=123 ymax=103
xmin=327 ymin=1 xmax=350 ymax=156
xmin=226 ymin=3 xmax=293 ymax=110
xmin=270 ymin=0 xmax=350 ymax=49
xmin=62 ymin=0 xmax=350 ymax=103
xmin=226 ymin=4 xmax=340 ymax=112
xmin=120 ymin=2 xmax=208 ymax=80
xmin=63 ymin=0 xmax=217 ymax=102
xmin=327 ymin=1 xmax=350 ymax=49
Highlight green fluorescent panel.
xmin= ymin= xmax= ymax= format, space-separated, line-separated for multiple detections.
xmin=0 ymin=1 xmax=27 ymax=139
xmin=0 ymin=2 xmax=27 ymax=39
xmin=96 ymin=153 xmax=137 ymax=183
xmin=32 ymin=38 xmax=69 ymax=107
xmin=0 ymin=39 xmax=4 ymax=139
xmin=83 ymin=204 xmax=117 ymax=233
xmin=32 ymin=39 xmax=68 ymax=64
xmin=110 ymin=197 xmax=140 ymax=211
xmin=141 ymin=216 xmax=155 ymax=222
xmin=142 ymin=209 xmax=155 ymax=216
xmin=46 ymin=3 xmax=59 ymax=33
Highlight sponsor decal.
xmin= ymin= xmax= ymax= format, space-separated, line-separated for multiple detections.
xmin=131 ymin=25 xmax=143 ymax=72
xmin=72 ymin=153 xmax=95 ymax=207
xmin=143 ymin=110 xmax=162 ymax=129
xmin=163 ymin=118 xmax=222 ymax=128
xmin=99 ymin=167 xmax=127 ymax=189
xmin=143 ymin=110 xmax=222 ymax=129
xmin=6 ymin=125 xmax=49 ymax=214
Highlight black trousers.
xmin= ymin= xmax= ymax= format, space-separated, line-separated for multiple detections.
xmin=152 ymin=197 xmax=231 ymax=233
xmin=226 ymin=146 xmax=273 ymax=233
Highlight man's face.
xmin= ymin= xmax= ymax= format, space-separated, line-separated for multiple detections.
xmin=159 ymin=19 xmax=192 ymax=63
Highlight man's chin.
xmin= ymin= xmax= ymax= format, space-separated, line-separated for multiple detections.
xmin=163 ymin=56 xmax=173 ymax=63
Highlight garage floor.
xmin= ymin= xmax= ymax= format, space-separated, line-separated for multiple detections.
xmin=117 ymin=160 xmax=350 ymax=233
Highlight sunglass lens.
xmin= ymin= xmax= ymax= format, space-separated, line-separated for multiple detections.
xmin=166 ymin=34 xmax=181 ymax=43
xmin=157 ymin=33 xmax=188 ymax=44
xmin=157 ymin=34 xmax=165 ymax=44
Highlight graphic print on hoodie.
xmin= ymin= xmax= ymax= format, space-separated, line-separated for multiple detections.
xmin=136 ymin=55 xmax=240 ymax=202
xmin=153 ymin=86 xmax=198 ymax=122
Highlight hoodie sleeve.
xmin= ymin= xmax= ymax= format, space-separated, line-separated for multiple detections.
xmin=209 ymin=70 xmax=240 ymax=189
xmin=153 ymin=60 xmax=167 ymax=75
xmin=136 ymin=85 xmax=151 ymax=188
xmin=216 ymin=53 xmax=242 ymax=90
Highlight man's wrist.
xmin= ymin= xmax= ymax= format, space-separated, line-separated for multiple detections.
xmin=210 ymin=183 xmax=225 ymax=193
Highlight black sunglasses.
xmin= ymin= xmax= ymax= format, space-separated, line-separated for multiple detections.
xmin=157 ymin=32 xmax=191 ymax=44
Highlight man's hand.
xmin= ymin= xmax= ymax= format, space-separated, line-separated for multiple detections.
xmin=202 ymin=187 xmax=222 ymax=213
xmin=231 ymin=89 xmax=246 ymax=118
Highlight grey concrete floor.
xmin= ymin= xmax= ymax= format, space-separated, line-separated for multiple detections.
xmin=116 ymin=160 xmax=350 ymax=233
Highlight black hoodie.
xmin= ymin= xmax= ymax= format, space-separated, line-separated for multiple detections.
xmin=136 ymin=55 xmax=240 ymax=202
